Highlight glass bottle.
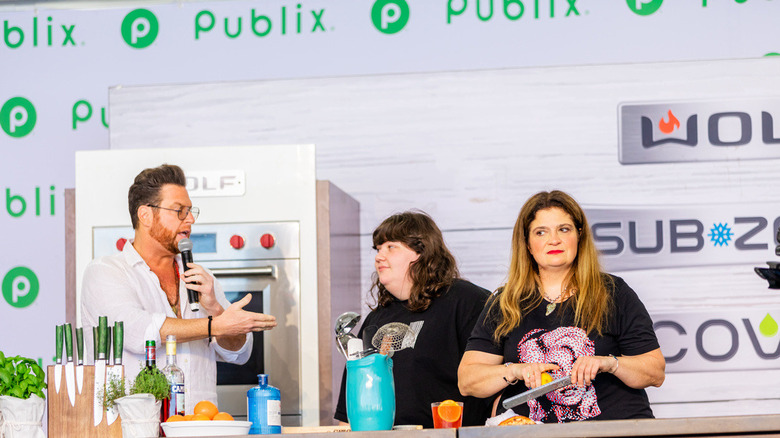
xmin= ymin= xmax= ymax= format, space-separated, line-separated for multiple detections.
xmin=145 ymin=339 xmax=156 ymax=370
xmin=162 ymin=335 xmax=185 ymax=418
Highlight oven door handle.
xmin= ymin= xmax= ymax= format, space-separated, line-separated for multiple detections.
xmin=210 ymin=266 xmax=277 ymax=278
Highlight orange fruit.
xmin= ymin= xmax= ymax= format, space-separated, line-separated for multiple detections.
xmin=540 ymin=372 xmax=553 ymax=385
xmin=213 ymin=412 xmax=234 ymax=421
xmin=437 ymin=400 xmax=462 ymax=423
xmin=166 ymin=415 xmax=185 ymax=422
xmin=183 ymin=414 xmax=194 ymax=421
xmin=190 ymin=413 xmax=211 ymax=421
xmin=193 ymin=400 xmax=219 ymax=420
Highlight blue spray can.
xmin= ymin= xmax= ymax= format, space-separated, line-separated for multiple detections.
xmin=247 ymin=374 xmax=282 ymax=434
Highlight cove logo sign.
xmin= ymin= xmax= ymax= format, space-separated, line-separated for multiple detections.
xmin=371 ymin=0 xmax=409 ymax=34
xmin=1 ymin=97 xmax=36 ymax=138
xmin=653 ymin=309 xmax=780 ymax=372
xmin=2 ymin=267 xmax=39 ymax=309
xmin=121 ymin=9 xmax=159 ymax=48
xmin=626 ymin=0 xmax=663 ymax=16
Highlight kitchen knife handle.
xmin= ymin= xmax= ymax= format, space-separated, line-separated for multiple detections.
xmin=64 ymin=323 xmax=73 ymax=361
xmin=97 ymin=316 xmax=107 ymax=361
xmin=55 ymin=325 xmax=63 ymax=363
xmin=76 ymin=327 xmax=84 ymax=365
xmin=92 ymin=326 xmax=98 ymax=362
xmin=106 ymin=326 xmax=112 ymax=365
xmin=114 ymin=322 xmax=124 ymax=365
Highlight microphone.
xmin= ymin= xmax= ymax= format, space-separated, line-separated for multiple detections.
xmin=177 ymin=238 xmax=199 ymax=312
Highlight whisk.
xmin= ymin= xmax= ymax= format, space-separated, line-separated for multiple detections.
xmin=371 ymin=322 xmax=416 ymax=356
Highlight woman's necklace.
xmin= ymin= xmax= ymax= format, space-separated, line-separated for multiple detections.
xmin=542 ymin=288 xmax=566 ymax=316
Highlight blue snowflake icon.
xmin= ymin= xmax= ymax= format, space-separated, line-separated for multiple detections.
xmin=708 ymin=223 xmax=734 ymax=247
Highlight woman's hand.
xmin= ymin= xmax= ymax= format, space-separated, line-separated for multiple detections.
xmin=570 ymin=355 xmax=615 ymax=387
xmin=508 ymin=362 xmax=560 ymax=389
xmin=570 ymin=350 xmax=665 ymax=389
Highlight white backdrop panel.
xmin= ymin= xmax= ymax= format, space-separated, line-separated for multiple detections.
xmin=108 ymin=58 xmax=780 ymax=417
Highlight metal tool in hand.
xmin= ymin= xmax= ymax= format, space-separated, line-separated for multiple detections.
xmin=371 ymin=322 xmax=414 ymax=356
xmin=502 ymin=375 xmax=572 ymax=410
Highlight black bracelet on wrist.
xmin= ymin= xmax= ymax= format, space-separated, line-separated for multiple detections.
xmin=208 ymin=315 xmax=213 ymax=343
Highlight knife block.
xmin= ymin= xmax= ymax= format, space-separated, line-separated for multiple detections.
xmin=47 ymin=365 xmax=123 ymax=437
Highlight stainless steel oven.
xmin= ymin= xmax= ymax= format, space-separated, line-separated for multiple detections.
xmin=92 ymin=221 xmax=303 ymax=425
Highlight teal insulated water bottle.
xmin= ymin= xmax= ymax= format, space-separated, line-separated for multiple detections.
xmin=346 ymin=353 xmax=395 ymax=431
xmin=247 ymin=374 xmax=282 ymax=434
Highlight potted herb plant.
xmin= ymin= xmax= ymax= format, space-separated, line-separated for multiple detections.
xmin=0 ymin=351 xmax=47 ymax=438
xmin=102 ymin=367 xmax=170 ymax=438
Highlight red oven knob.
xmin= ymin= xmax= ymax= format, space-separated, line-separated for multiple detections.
xmin=230 ymin=235 xmax=245 ymax=249
xmin=260 ymin=233 xmax=275 ymax=249
xmin=116 ymin=238 xmax=127 ymax=251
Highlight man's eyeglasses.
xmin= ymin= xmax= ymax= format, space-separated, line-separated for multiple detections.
xmin=147 ymin=204 xmax=200 ymax=221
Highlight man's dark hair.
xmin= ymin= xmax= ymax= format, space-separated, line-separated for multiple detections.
xmin=128 ymin=164 xmax=186 ymax=229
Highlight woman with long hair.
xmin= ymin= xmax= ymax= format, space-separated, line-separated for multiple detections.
xmin=458 ymin=191 xmax=664 ymax=422
xmin=334 ymin=211 xmax=492 ymax=427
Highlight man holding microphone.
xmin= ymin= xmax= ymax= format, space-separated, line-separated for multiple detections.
xmin=81 ymin=164 xmax=276 ymax=411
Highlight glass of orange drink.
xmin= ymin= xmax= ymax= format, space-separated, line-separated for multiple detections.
xmin=431 ymin=400 xmax=463 ymax=428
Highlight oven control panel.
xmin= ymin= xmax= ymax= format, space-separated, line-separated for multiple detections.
xmin=93 ymin=221 xmax=300 ymax=261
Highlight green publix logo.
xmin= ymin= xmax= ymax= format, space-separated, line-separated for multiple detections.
xmin=0 ymin=185 xmax=54 ymax=308
xmin=194 ymin=5 xmax=328 ymax=40
xmin=0 ymin=97 xmax=36 ymax=138
xmin=627 ymin=0 xmax=750 ymax=16
xmin=3 ymin=185 xmax=56 ymax=218
xmin=447 ymin=0 xmax=582 ymax=23
xmin=2 ymin=266 xmax=39 ymax=309
xmin=2 ymin=16 xmax=78 ymax=48
xmin=625 ymin=0 xmax=664 ymax=16
xmin=121 ymin=6 xmax=330 ymax=44
xmin=121 ymin=9 xmax=159 ymax=48
xmin=2 ymin=96 xmax=108 ymax=135
xmin=372 ymin=0 xmax=409 ymax=34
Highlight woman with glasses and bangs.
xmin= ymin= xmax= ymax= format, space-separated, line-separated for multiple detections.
xmin=334 ymin=211 xmax=493 ymax=428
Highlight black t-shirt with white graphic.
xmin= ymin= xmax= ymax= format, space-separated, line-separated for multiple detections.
xmin=334 ymin=279 xmax=493 ymax=428
xmin=466 ymin=275 xmax=659 ymax=422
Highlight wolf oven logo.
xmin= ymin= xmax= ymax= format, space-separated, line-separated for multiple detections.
xmin=618 ymin=99 xmax=780 ymax=164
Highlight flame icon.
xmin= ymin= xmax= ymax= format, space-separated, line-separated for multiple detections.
xmin=658 ymin=110 xmax=680 ymax=134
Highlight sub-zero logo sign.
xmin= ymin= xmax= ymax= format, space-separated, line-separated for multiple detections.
xmin=652 ymin=310 xmax=780 ymax=372
xmin=618 ymin=99 xmax=780 ymax=164
xmin=586 ymin=205 xmax=780 ymax=272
